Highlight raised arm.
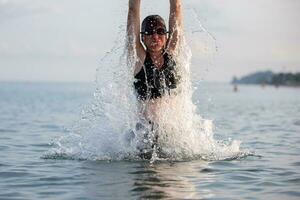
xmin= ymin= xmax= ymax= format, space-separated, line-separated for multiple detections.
xmin=167 ymin=0 xmax=183 ymax=55
xmin=127 ymin=0 xmax=145 ymax=73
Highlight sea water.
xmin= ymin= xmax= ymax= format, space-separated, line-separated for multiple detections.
xmin=0 ymin=82 xmax=299 ymax=199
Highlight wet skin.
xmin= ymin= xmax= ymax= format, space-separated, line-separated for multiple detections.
xmin=142 ymin=27 xmax=167 ymax=54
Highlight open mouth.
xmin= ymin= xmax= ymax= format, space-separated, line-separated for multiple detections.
xmin=151 ymin=41 xmax=161 ymax=46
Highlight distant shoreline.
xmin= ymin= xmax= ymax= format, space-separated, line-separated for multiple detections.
xmin=232 ymin=71 xmax=300 ymax=87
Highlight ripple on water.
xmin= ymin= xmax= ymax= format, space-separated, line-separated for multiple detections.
xmin=0 ymin=171 xmax=32 ymax=178
xmin=31 ymin=143 xmax=51 ymax=148
xmin=129 ymin=169 xmax=157 ymax=175
xmin=273 ymin=171 xmax=298 ymax=177
xmin=229 ymin=174 xmax=260 ymax=182
xmin=282 ymin=177 xmax=300 ymax=184
xmin=0 ymin=145 xmax=9 ymax=151
xmin=0 ymin=192 xmax=23 ymax=199
xmin=0 ymin=128 xmax=18 ymax=133
xmin=9 ymin=178 xmax=79 ymax=189
xmin=255 ymin=181 xmax=285 ymax=187
xmin=210 ymin=161 xmax=238 ymax=168
xmin=0 ymin=163 xmax=11 ymax=168
xmin=37 ymin=191 xmax=67 ymax=196
xmin=291 ymin=161 xmax=300 ymax=166
xmin=238 ymin=168 xmax=265 ymax=173
xmin=39 ymin=124 xmax=62 ymax=131
xmin=31 ymin=143 xmax=51 ymax=153
xmin=39 ymin=176 xmax=76 ymax=182
xmin=138 ymin=192 xmax=168 ymax=199
xmin=11 ymin=144 xmax=27 ymax=148
xmin=278 ymin=191 xmax=300 ymax=198
xmin=199 ymin=168 xmax=216 ymax=173
xmin=293 ymin=120 xmax=300 ymax=126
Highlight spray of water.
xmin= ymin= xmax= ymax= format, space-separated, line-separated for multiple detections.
xmin=44 ymin=6 xmax=252 ymax=162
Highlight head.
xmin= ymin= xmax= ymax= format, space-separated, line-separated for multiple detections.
xmin=141 ymin=15 xmax=168 ymax=53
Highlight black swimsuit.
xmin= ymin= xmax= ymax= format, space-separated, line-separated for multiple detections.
xmin=134 ymin=52 xmax=179 ymax=100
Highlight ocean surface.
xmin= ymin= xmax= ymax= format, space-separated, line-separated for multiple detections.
xmin=0 ymin=81 xmax=299 ymax=200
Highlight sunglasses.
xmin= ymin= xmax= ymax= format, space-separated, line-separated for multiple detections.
xmin=141 ymin=28 xmax=168 ymax=36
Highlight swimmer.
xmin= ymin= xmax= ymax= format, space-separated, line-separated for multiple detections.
xmin=127 ymin=0 xmax=183 ymax=159
xmin=127 ymin=0 xmax=183 ymax=123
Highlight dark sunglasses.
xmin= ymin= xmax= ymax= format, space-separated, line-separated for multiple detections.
xmin=141 ymin=28 xmax=168 ymax=36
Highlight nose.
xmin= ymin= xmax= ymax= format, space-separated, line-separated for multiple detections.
xmin=151 ymin=33 xmax=159 ymax=39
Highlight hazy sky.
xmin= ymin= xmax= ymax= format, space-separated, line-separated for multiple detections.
xmin=0 ymin=0 xmax=299 ymax=82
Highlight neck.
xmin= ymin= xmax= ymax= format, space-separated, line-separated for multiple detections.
xmin=147 ymin=50 xmax=164 ymax=69
xmin=148 ymin=50 xmax=164 ymax=60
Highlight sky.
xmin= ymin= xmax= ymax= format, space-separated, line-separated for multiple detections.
xmin=0 ymin=0 xmax=299 ymax=82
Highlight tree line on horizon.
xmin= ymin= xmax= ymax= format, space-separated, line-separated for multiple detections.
xmin=232 ymin=71 xmax=300 ymax=87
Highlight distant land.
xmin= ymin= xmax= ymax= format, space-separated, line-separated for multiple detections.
xmin=232 ymin=71 xmax=300 ymax=87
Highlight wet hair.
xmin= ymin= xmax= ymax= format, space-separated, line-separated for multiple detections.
xmin=141 ymin=15 xmax=167 ymax=34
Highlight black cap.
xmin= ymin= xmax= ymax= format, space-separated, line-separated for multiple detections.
xmin=141 ymin=15 xmax=167 ymax=34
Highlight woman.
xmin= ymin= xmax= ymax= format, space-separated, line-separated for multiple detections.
xmin=127 ymin=0 xmax=183 ymax=158
xmin=127 ymin=0 xmax=182 ymax=123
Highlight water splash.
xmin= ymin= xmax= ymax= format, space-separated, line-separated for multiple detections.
xmin=44 ymin=6 xmax=251 ymax=162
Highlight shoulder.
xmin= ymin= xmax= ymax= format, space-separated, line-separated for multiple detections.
xmin=164 ymin=51 xmax=176 ymax=66
xmin=164 ymin=48 xmax=176 ymax=59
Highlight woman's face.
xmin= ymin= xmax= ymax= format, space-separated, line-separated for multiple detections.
xmin=142 ymin=26 xmax=167 ymax=53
